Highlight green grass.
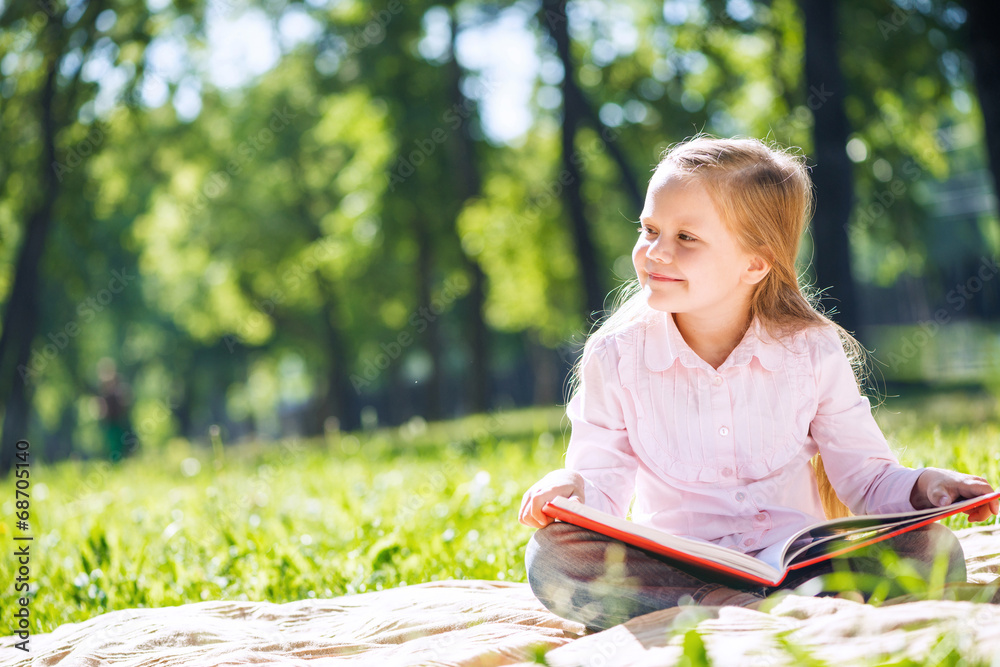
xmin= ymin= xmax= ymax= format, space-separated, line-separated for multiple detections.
xmin=1 ymin=406 xmax=569 ymax=634
xmin=1 ymin=391 xmax=998 ymax=660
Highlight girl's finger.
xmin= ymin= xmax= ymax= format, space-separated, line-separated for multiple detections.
xmin=970 ymin=498 xmax=999 ymax=521
xmin=530 ymin=497 xmax=548 ymax=526
xmin=520 ymin=495 xmax=538 ymax=526
xmin=931 ymin=484 xmax=954 ymax=507
xmin=959 ymin=477 xmax=994 ymax=493
xmin=966 ymin=506 xmax=991 ymax=522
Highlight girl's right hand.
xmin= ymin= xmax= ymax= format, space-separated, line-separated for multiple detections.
xmin=518 ymin=469 xmax=585 ymax=528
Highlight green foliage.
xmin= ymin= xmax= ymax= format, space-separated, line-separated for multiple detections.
xmin=456 ymin=131 xmax=586 ymax=344
xmin=132 ymin=56 xmax=395 ymax=347
xmin=1 ymin=0 xmax=997 ymax=457
xmin=679 ymin=627 xmax=712 ymax=667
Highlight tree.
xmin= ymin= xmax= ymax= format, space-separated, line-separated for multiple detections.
xmin=540 ymin=0 xmax=614 ymax=326
xmin=799 ymin=0 xmax=860 ymax=336
xmin=0 ymin=1 xmax=199 ymax=470
xmin=961 ymin=0 xmax=1000 ymax=218
xmin=834 ymin=0 xmax=997 ymax=322
xmin=444 ymin=7 xmax=490 ymax=413
xmin=130 ymin=54 xmax=394 ymax=434
xmin=0 ymin=10 xmax=61 ymax=470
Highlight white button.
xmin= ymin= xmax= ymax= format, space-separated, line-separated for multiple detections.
xmin=712 ymin=375 xmax=723 ymax=386
xmin=755 ymin=512 xmax=767 ymax=522
xmin=735 ymin=492 xmax=746 ymax=502
xmin=744 ymin=538 xmax=755 ymax=547
xmin=719 ymin=426 xmax=729 ymax=436
xmin=722 ymin=467 xmax=734 ymax=477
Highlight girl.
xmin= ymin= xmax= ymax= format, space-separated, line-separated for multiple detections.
xmin=519 ymin=136 xmax=998 ymax=632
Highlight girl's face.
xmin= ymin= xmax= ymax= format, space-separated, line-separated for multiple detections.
xmin=632 ymin=168 xmax=769 ymax=322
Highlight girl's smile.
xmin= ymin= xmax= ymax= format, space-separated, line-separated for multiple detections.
xmin=646 ymin=273 xmax=684 ymax=282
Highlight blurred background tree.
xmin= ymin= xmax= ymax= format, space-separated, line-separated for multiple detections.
xmin=1 ymin=0 xmax=997 ymax=471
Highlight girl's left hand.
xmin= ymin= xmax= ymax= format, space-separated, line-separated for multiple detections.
xmin=910 ymin=467 xmax=999 ymax=522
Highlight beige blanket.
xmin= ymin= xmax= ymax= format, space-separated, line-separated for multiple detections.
xmin=4 ymin=524 xmax=999 ymax=666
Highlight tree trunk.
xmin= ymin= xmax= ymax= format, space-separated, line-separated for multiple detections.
xmin=541 ymin=0 xmax=606 ymax=325
xmin=386 ymin=360 xmax=407 ymax=424
xmin=577 ymin=103 xmax=645 ymax=214
xmin=526 ymin=333 xmax=560 ymax=405
xmin=963 ymin=0 xmax=1000 ymax=277
xmin=174 ymin=387 xmax=193 ymax=440
xmin=463 ymin=265 xmax=489 ymax=412
xmin=413 ymin=214 xmax=443 ymax=420
xmin=283 ymin=159 xmax=361 ymax=434
xmin=447 ymin=13 xmax=491 ymax=413
xmin=799 ymin=0 xmax=860 ymax=336
xmin=0 ymin=45 xmax=61 ymax=474
xmin=318 ymin=285 xmax=359 ymax=432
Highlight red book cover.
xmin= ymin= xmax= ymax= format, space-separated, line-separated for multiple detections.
xmin=542 ymin=491 xmax=1000 ymax=586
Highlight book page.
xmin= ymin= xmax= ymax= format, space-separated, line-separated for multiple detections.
xmin=777 ymin=491 xmax=1000 ymax=570
xmin=754 ymin=539 xmax=800 ymax=573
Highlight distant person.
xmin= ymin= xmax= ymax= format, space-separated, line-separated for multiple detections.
xmin=96 ymin=358 xmax=135 ymax=461
xmin=518 ymin=136 xmax=998 ymax=631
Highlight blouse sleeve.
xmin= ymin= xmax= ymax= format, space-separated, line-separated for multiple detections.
xmin=564 ymin=336 xmax=638 ymax=518
xmin=807 ymin=327 xmax=924 ymax=515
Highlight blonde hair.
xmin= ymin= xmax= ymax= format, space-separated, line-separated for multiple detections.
xmin=569 ymin=135 xmax=863 ymax=519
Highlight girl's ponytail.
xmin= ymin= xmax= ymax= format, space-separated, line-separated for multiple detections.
xmin=812 ymin=454 xmax=852 ymax=519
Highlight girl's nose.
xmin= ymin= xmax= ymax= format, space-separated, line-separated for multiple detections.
xmin=646 ymin=236 xmax=674 ymax=262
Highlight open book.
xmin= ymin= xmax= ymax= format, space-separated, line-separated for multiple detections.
xmin=542 ymin=491 xmax=1000 ymax=586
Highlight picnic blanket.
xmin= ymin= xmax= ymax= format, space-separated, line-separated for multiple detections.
xmin=4 ymin=523 xmax=1000 ymax=666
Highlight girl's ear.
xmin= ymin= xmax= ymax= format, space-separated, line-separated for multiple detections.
xmin=743 ymin=253 xmax=771 ymax=286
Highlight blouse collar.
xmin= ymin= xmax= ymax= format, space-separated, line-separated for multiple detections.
xmin=643 ymin=311 xmax=784 ymax=373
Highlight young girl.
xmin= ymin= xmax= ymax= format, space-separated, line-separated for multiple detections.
xmin=519 ymin=136 xmax=998 ymax=631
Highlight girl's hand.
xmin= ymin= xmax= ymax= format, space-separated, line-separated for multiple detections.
xmin=910 ymin=467 xmax=999 ymax=522
xmin=519 ymin=469 xmax=585 ymax=528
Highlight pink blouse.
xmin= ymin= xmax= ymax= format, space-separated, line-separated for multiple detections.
xmin=565 ymin=310 xmax=924 ymax=554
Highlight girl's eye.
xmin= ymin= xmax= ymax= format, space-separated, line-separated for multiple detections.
xmin=636 ymin=226 xmax=695 ymax=241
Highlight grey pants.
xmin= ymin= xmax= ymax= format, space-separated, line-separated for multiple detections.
xmin=526 ymin=521 xmax=967 ymax=631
